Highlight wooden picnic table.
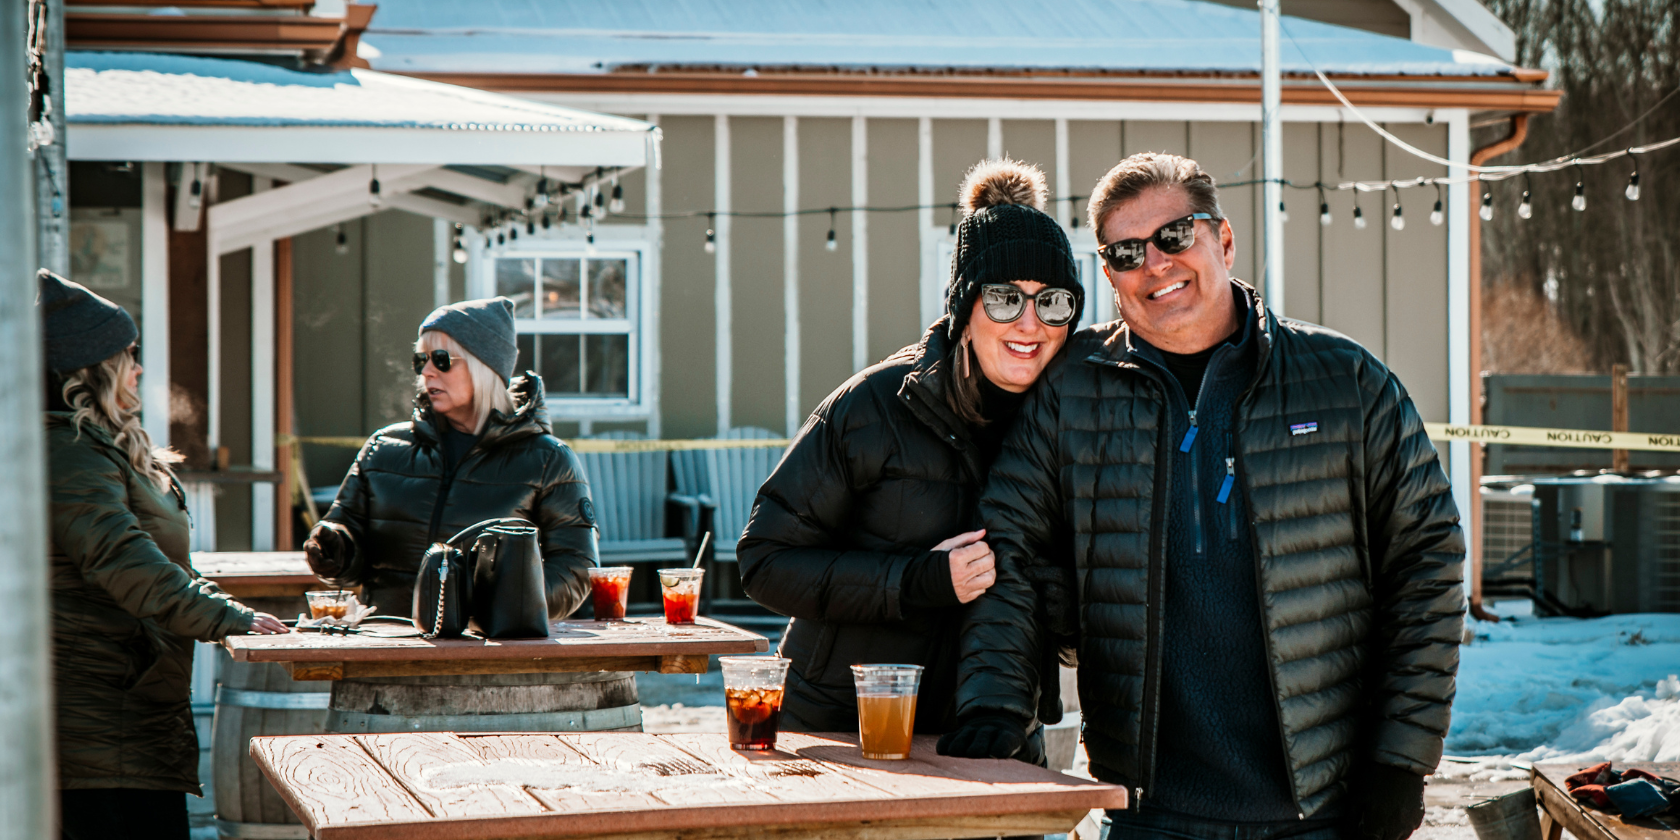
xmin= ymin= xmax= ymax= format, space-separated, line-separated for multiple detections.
xmin=1531 ymin=762 xmax=1680 ymax=840
xmin=223 ymin=616 xmax=771 ymax=681
xmin=195 ymin=550 xmax=323 ymax=600
xmin=250 ymin=731 xmax=1127 ymax=840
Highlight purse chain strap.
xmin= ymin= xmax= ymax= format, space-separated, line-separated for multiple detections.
xmin=421 ymin=560 xmax=449 ymax=640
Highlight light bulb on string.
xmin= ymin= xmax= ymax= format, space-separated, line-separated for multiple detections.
xmin=533 ymin=170 xmax=550 ymax=208
xmin=497 ymin=230 xmax=505 ymax=246
xmin=526 ymin=218 xmax=536 ymax=235
xmin=825 ymin=208 xmax=838 ymax=252
xmin=333 ymin=224 xmax=348 ymax=255
xmin=1479 ymin=189 xmax=1493 ymax=221
xmin=368 ymin=164 xmax=383 ymax=209
xmin=188 ymin=166 xmax=203 ymax=211
xmin=508 ymin=222 xmax=518 ymax=241
xmin=1389 ymin=188 xmax=1404 ymax=231
xmin=609 ymin=171 xmax=625 ymax=213
xmin=1572 ymin=181 xmax=1586 ymax=212
xmin=1278 ymin=199 xmax=1288 ymax=223
xmin=585 ymin=218 xmax=597 ymax=255
xmin=1430 ymin=183 xmax=1444 ymax=226
xmin=540 ymin=213 xmax=551 ymax=231
xmin=1353 ymin=191 xmax=1367 ymax=230
xmin=1626 ymin=167 xmax=1640 ymax=201
xmin=1317 ymin=184 xmax=1331 ymax=227
xmin=704 ymin=213 xmax=717 ymax=254
xmin=1518 ymin=175 xmax=1533 ymax=220
xmin=451 ymin=236 xmax=467 ymax=264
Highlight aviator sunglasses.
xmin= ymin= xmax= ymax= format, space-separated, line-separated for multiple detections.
xmin=412 ymin=349 xmax=461 ymax=375
xmin=980 ymin=284 xmax=1078 ymax=327
xmin=1097 ymin=212 xmax=1219 ymax=273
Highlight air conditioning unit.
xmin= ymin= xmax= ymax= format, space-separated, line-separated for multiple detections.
xmin=1530 ymin=475 xmax=1680 ymax=615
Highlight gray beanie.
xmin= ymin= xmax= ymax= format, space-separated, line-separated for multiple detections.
xmin=38 ymin=270 xmax=139 ymax=373
xmin=419 ymin=296 xmax=518 ymax=383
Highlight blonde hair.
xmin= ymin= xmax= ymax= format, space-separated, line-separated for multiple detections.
xmin=416 ymin=330 xmax=516 ymax=435
xmin=61 ymin=348 xmax=181 ymax=492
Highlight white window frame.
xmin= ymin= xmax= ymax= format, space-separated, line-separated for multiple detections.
xmin=931 ymin=226 xmax=1115 ymax=330
xmin=468 ymin=225 xmax=656 ymax=420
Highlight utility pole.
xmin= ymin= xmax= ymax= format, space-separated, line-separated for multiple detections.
xmin=30 ymin=0 xmax=66 ymax=277
xmin=1260 ymin=0 xmax=1285 ymax=315
xmin=2 ymin=0 xmax=57 ymax=836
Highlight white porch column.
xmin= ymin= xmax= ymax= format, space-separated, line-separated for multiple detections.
xmin=433 ymin=217 xmax=450 ymax=308
xmin=140 ymin=162 xmax=170 ymax=445
xmin=783 ymin=116 xmax=801 ymax=436
xmin=987 ymin=118 xmax=1002 ymax=159
xmin=917 ymin=117 xmax=937 ymax=327
xmin=645 ymin=113 xmax=664 ymax=440
xmin=851 ymin=115 xmax=868 ymax=372
xmin=1446 ymin=108 xmax=1474 ymax=594
xmin=714 ymin=114 xmax=732 ymax=436
xmin=1054 ymin=119 xmax=1071 ymax=229
xmin=250 ymin=177 xmax=275 ymax=550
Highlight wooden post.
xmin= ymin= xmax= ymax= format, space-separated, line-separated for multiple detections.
xmin=1610 ymin=363 xmax=1629 ymax=474
xmin=275 ymin=237 xmax=295 ymax=548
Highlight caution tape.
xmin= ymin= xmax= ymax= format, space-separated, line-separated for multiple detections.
xmin=277 ymin=433 xmax=790 ymax=453
xmin=1425 ymin=423 xmax=1680 ymax=452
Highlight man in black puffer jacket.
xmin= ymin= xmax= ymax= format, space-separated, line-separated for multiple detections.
xmin=939 ymin=153 xmax=1464 ymax=840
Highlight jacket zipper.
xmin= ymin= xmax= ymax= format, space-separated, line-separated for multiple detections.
xmin=424 ymin=438 xmax=477 ymax=544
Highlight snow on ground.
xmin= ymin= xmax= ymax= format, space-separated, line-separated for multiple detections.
xmin=1438 ymin=602 xmax=1680 ymax=781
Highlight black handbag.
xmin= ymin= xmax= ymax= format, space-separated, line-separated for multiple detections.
xmin=413 ymin=541 xmax=472 ymax=639
xmin=467 ymin=520 xmax=551 ymax=639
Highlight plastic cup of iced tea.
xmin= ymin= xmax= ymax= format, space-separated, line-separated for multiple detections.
xmin=852 ymin=664 xmax=923 ymax=760
xmin=587 ymin=566 xmax=633 ymax=620
xmin=305 ymin=589 xmax=353 ymax=620
xmin=720 ymin=656 xmax=790 ymax=750
xmin=657 ymin=568 xmax=704 ymax=624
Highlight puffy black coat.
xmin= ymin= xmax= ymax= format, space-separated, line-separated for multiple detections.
xmin=738 ymin=322 xmax=988 ymax=734
xmin=958 ymin=290 xmax=1465 ymax=817
xmin=318 ymin=374 xmax=595 ymax=618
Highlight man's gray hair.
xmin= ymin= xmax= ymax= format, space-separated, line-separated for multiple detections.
xmin=1087 ymin=152 xmax=1224 ymax=240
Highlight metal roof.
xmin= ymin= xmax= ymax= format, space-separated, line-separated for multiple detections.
xmin=359 ymin=0 xmax=1515 ymax=78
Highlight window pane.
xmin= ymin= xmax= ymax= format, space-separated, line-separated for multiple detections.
xmin=588 ymin=258 xmax=628 ymax=320
xmin=539 ymin=259 xmax=581 ymax=319
xmin=515 ymin=334 xmax=536 ymax=379
xmin=584 ymin=334 xmax=630 ymax=396
xmin=539 ymin=334 xmax=582 ymax=394
xmin=495 ymin=258 xmax=537 ymax=317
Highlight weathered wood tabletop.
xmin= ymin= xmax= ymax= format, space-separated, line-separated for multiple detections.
xmin=195 ymin=551 xmax=322 ymax=599
xmin=251 ymin=731 xmax=1126 ymax=840
xmin=1531 ymin=762 xmax=1680 ymax=840
xmin=224 ymin=617 xmax=770 ymax=681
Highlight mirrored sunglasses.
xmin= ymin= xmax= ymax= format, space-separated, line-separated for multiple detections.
xmin=980 ymin=284 xmax=1078 ymax=327
xmin=1097 ymin=212 xmax=1218 ymax=273
xmin=412 ymin=349 xmax=459 ymax=375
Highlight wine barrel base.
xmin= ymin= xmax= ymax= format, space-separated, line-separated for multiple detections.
xmin=211 ymin=648 xmax=331 ymax=840
xmin=326 ymin=702 xmax=642 ymax=733
xmin=325 ymin=671 xmax=644 ymax=735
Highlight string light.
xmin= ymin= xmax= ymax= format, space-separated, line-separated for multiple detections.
xmin=1430 ymin=183 xmax=1444 ymax=226
xmin=451 ymin=223 xmax=467 ymax=264
xmin=333 ymin=224 xmax=348 ymax=255
xmin=1318 ymin=184 xmax=1331 ymax=227
xmin=368 ymin=163 xmax=383 ymax=209
xmin=1518 ymin=175 xmax=1533 ymax=220
xmin=508 ymin=221 xmax=518 ymax=241
xmin=610 ymin=170 xmax=625 ymax=213
xmin=1626 ymin=165 xmax=1640 ymax=201
xmin=540 ymin=212 xmax=551 ymax=230
xmin=1572 ymin=181 xmax=1587 ymax=212
xmin=496 ymin=230 xmax=505 ymax=246
xmin=1479 ymin=190 xmax=1494 ymax=222
xmin=1353 ymin=191 xmax=1367 ymax=230
xmin=1389 ymin=187 xmax=1404 ymax=231
xmin=1278 ymin=198 xmax=1289 ymax=223
xmin=826 ymin=208 xmax=838 ymax=252
xmin=188 ymin=165 xmax=203 ymax=211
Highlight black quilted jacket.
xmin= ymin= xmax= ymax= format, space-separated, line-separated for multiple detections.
xmin=957 ymin=286 xmax=1465 ymax=817
xmin=319 ymin=373 xmax=596 ymax=618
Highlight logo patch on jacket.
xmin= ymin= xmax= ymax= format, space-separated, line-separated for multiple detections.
xmin=579 ymin=497 xmax=597 ymax=528
xmin=1290 ymin=421 xmax=1318 ymax=436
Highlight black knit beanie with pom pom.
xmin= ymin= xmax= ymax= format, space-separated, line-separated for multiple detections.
xmin=945 ymin=158 xmax=1082 ymax=339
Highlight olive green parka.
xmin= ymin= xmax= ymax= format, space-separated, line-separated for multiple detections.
xmin=48 ymin=412 xmax=255 ymax=793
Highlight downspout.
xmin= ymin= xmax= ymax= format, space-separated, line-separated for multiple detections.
xmin=1467 ymin=114 xmax=1529 ymax=623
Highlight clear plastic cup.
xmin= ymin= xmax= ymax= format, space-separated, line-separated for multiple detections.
xmin=587 ymin=566 xmax=633 ymax=620
xmin=657 ymin=568 xmax=705 ymax=624
xmin=720 ymin=656 xmax=791 ymax=750
xmin=305 ymin=589 xmax=353 ymax=620
xmin=852 ymin=664 xmax=923 ymax=760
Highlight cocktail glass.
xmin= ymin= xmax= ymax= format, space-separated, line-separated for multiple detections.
xmin=721 ymin=656 xmax=791 ymax=750
xmin=587 ymin=566 xmax=632 ymax=620
xmin=657 ymin=568 xmax=704 ymax=624
xmin=852 ymin=664 xmax=923 ymax=760
xmin=305 ymin=589 xmax=353 ymax=620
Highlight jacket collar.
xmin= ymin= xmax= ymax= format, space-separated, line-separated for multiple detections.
xmin=896 ymin=316 xmax=976 ymax=450
xmin=411 ymin=372 xmax=551 ymax=450
xmin=1087 ymin=278 xmax=1275 ymax=373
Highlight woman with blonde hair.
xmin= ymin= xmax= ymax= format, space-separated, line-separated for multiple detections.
xmin=40 ymin=272 xmax=286 ymax=840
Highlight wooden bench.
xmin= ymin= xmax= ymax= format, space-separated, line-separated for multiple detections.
xmin=250 ymin=731 xmax=1127 ymax=840
xmin=1531 ymin=762 xmax=1680 ymax=840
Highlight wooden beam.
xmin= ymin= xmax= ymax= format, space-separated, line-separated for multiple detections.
xmin=216 ymin=161 xmax=325 ymax=184
xmin=208 ymin=164 xmax=437 ymax=253
xmin=417 ymin=168 xmax=529 ymax=208
xmin=385 ymin=192 xmax=482 ymax=227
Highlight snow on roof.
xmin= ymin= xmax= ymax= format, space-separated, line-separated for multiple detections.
xmin=359 ymin=0 xmax=1517 ymax=78
xmin=64 ymin=51 xmax=657 ymax=133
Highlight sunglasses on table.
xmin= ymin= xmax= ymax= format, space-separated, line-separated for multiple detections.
xmin=980 ymin=284 xmax=1078 ymax=327
xmin=1097 ymin=212 xmax=1220 ymax=273
xmin=412 ymin=349 xmax=462 ymax=374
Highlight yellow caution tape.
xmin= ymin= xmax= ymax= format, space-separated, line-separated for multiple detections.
xmin=1425 ymin=423 xmax=1680 ymax=452
xmin=278 ymin=433 xmax=791 ymax=453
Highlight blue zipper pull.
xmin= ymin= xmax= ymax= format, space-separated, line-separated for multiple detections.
xmin=1179 ymin=410 xmax=1199 ymax=452
xmin=1216 ymin=457 xmax=1235 ymax=503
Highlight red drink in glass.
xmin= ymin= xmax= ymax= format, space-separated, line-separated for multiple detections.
xmin=587 ymin=566 xmax=632 ymax=620
xmin=657 ymin=568 xmax=704 ymax=624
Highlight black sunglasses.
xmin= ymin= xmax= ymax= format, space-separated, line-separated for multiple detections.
xmin=412 ymin=349 xmax=460 ymax=375
xmin=1097 ymin=212 xmax=1219 ymax=273
xmin=980 ymin=284 xmax=1078 ymax=327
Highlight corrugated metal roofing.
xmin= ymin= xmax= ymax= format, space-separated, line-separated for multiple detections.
xmin=359 ymin=0 xmax=1514 ymax=77
xmin=64 ymin=51 xmax=657 ymax=131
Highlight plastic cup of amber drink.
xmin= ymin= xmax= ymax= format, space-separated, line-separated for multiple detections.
xmin=656 ymin=568 xmax=704 ymax=624
xmin=721 ymin=656 xmax=790 ymax=750
xmin=305 ymin=589 xmax=353 ymax=620
xmin=587 ymin=566 xmax=633 ymax=620
xmin=852 ymin=664 xmax=923 ymax=760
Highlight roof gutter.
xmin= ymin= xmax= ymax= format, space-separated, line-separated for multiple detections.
xmin=1466 ymin=113 xmax=1529 ymax=624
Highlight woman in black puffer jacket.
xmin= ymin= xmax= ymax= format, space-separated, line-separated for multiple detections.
xmin=738 ymin=159 xmax=1081 ymax=740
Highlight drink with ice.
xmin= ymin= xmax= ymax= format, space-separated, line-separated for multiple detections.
xmin=657 ymin=568 xmax=704 ymax=624
xmin=720 ymin=656 xmax=791 ymax=750
xmin=587 ymin=566 xmax=632 ymax=620
xmin=851 ymin=664 xmax=923 ymax=760
xmin=305 ymin=589 xmax=352 ymax=620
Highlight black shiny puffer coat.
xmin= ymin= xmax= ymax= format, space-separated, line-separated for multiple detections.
xmin=319 ymin=374 xmax=595 ymax=618
xmin=958 ymin=295 xmax=1464 ymax=817
xmin=738 ymin=321 xmax=986 ymax=734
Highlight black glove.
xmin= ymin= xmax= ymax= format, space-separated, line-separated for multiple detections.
xmin=303 ymin=522 xmax=352 ymax=579
xmin=936 ymin=714 xmax=1030 ymax=760
xmin=1353 ymin=763 xmax=1427 ymax=840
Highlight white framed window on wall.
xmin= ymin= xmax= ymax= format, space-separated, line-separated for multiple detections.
xmin=470 ymin=232 xmax=654 ymax=420
xmin=931 ymin=230 xmax=1114 ymax=328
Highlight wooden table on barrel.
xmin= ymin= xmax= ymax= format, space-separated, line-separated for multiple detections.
xmin=1531 ymin=762 xmax=1680 ymax=840
xmin=195 ymin=550 xmax=323 ymax=600
xmin=251 ymin=731 xmax=1126 ymax=840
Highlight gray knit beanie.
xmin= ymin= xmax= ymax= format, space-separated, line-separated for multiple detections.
xmin=419 ymin=297 xmax=518 ymax=383
xmin=38 ymin=269 xmax=139 ymax=373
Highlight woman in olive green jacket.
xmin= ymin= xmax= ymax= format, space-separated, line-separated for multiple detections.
xmin=41 ymin=272 xmax=285 ymax=840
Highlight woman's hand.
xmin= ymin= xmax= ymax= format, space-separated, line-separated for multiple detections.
xmin=934 ymin=529 xmax=995 ymax=604
xmin=247 ymin=612 xmax=289 ymax=634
